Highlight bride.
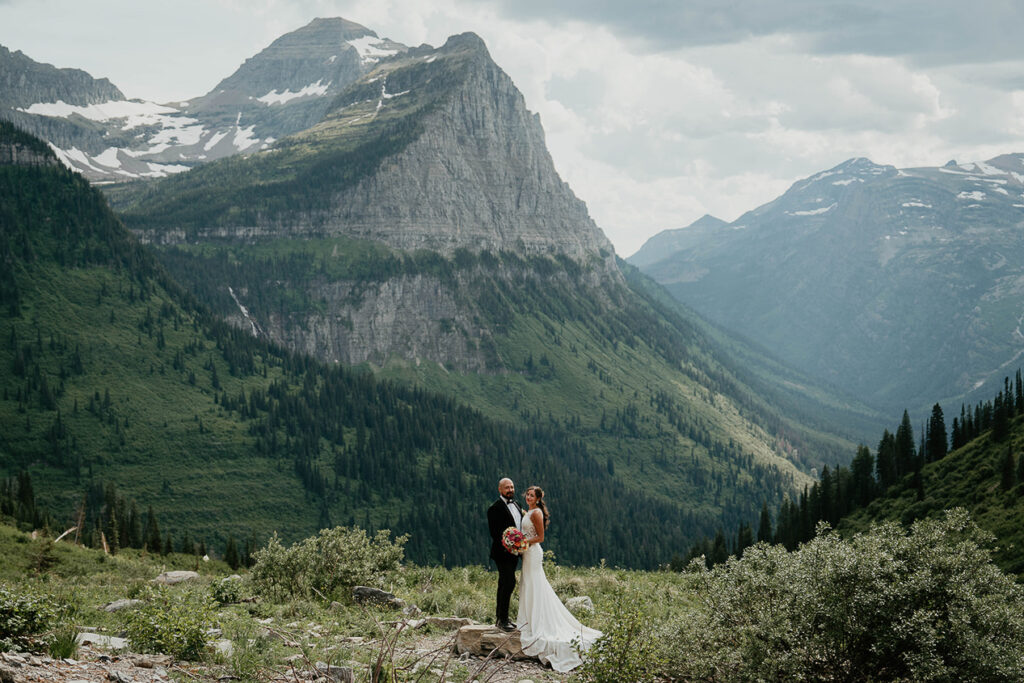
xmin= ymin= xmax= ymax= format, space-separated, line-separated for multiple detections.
xmin=516 ymin=485 xmax=602 ymax=672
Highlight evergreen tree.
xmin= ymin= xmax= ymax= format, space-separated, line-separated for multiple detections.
xmin=876 ymin=430 xmax=898 ymax=491
xmin=992 ymin=392 xmax=1010 ymax=443
xmin=735 ymin=522 xmax=754 ymax=559
xmin=710 ymin=529 xmax=729 ymax=566
xmin=850 ymin=445 xmax=875 ymax=507
xmin=895 ymin=411 xmax=916 ymax=476
xmin=224 ymin=535 xmax=240 ymax=570
xmin=926 ymin=404 xmax=948 ymax=462
xmin=757 ymin=501 xmax=773 ymax=543
xmin=143 ymin=506 xmax=160 ymax=552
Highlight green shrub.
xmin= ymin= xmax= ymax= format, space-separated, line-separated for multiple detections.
xmin=573 ymin=590 xmax=664 ymax=683
xmin=210 ymin=576 xmax=245 ymax=604
xmin=120 ymin=586 xmax=216 ymax=660
xmin=250 ymin=526 xmax=407 ymax=600
xmin=668 ymin=509 xmax=1024 ymax=681
xmin=47 ymin=624 xmax=79 ymax=659
xmin=0 ymin=584 xmax=59 ymax=652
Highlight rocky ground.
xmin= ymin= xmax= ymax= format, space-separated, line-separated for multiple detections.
xmin=0 ymin=628 xmax=567 ymax=683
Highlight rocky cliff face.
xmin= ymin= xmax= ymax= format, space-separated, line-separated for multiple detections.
xmin=254 ymin=272 xmax=496 ymax=371
xmin=0 ymin=45 xmax=123 ymax=107
xmin=314 ymin=33 xmax=613 ymax=261
xmin=0 ymin=120 xmax=59 ymax=167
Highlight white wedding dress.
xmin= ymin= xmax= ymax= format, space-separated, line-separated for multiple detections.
xmin=516 ymin=510 xmax=602 ymax=672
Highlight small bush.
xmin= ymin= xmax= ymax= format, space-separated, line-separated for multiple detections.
xmin=573 ymin=590 xmax=663 ymax=683
xmin=120 ymin=586 xmax=216 ymax=660
xmin=250 ymin=526 xmax=407 ymax=600
xmin=47 ymin=624 xmax=79 ymax=659
xmin=0 ymin=584 xmax=58 ymax=652
xmin=210 ymin=576 xmax=245 ymax=604
xmin=668 ymin=510 xmax=1024 ymax=681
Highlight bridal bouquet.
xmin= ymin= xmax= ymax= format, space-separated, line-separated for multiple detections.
xmin=502 ymin=527 xmax=528 ymax=555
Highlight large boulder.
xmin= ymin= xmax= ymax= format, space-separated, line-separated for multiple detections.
xmin=154 ymin=570 xmax=199 ymax=585
xmin=455 ymin=625 xmax=530 ymax=660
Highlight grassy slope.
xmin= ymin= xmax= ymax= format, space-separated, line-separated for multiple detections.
xmin=0 ymin=231 xmax=319 ymax=543
xmin=840 ymin=414 xmax=1024 ymax=577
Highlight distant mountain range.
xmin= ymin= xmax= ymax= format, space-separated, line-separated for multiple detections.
xmin=0 ymin=18 xmax=405 ymax=181
xmin=631 ymin=155 xmax=1024 ymax=414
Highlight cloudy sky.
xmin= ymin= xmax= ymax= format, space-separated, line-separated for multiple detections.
xmin=3 ymin=0 xmax=1024 ymax=256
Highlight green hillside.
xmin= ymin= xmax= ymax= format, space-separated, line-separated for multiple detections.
xmin=148 ymin=232 xmax=852 ymax=535
xmin=0 ymin=124 xmax=721 ymax=568
xmin=840 ymin=405 xmax=1024 ymax=578
xmin=730 ymin=372 xmax=1024 ymax=579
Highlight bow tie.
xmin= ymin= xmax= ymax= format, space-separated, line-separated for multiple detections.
xmin=503 ymin=497 xmax=515 ymax=505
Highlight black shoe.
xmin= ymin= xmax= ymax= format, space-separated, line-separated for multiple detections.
xmin=498 ymin=620 xmax=516 ymax=632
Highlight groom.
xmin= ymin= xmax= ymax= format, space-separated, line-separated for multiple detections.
xmin=487 ymin=477 xmax=522 ymax=632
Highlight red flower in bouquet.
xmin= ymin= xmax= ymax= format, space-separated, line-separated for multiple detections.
xmin=502 ymin=526 xmax=528 ymax=555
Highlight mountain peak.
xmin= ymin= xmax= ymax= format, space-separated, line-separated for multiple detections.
xmin=202 ymin=17 xmax=406 ymax=101
xmin=302 ymin=16 xmax=377 ymax=40
xmin=790 ymin=157 xmax=896 ymax=194
xmin=440 ymin=32 xmax=490 ymax=55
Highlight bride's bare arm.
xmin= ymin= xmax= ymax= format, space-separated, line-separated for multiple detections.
xmin=529 ymin=509 xmax=544 ymax=545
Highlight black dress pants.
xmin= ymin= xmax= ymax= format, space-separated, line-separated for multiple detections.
xmin=495 ymin=557 xmax=518 ymax=623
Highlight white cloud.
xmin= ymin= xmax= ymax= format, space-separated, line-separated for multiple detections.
xmin=3 ymin=0 xmax=1024 ymax=256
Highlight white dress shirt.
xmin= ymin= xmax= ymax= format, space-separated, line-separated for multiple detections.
xmin=506 ymin=498 xmax=522 ymax=530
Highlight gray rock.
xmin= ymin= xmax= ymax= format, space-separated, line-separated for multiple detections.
xmin=77 ymin=633 xmax=129 ymax=650
xmin=102 ymin=599 xmax=142 ymax=613
xmin=315 ymin=661 xmax=355 ymax=682
xmin=455 ymin=624 xmax=530 ymax=661
xmin=352 ymin=586 xmax=405 ymax=610
xmin=213 ymin=639 xmax=234 ymax=657
xmin=565 ymin=596 xmax=594 ymax=613
xmin=154 ymin=570 xmax=199 ymax=585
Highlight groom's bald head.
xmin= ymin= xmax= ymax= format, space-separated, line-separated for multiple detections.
xmin=498 ymin=478 xmax=514 ymax=497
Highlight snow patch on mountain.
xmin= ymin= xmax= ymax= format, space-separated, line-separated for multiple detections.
xmin=958 ymin=190 xmax=986 ymax=201
xmin=257 ymin=80 xmax=330 ymax=105
xmin=18 ymin=99 xmax=178 ymax=125
xmin=788 ymin=203 xmax=837 ymax=216
xmin=832 ymin=178 xmax=862 ymax=186
xmin=348 ymin=35 xmax=401 ymax=63
xmin=94 ymin=147 xmax=122 ymax=168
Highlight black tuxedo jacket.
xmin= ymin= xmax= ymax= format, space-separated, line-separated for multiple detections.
xmin=488 ymin=497 xmax=520 ymax=566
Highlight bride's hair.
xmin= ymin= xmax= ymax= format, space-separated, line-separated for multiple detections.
xmin=527 ymin=486 xmax=550 ymax=528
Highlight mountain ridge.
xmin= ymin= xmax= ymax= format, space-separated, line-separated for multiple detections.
xmin=631 ymin=153 xmax=1024 ymax=415
xmin=0 ymin=18 xmax=408 ymax=182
